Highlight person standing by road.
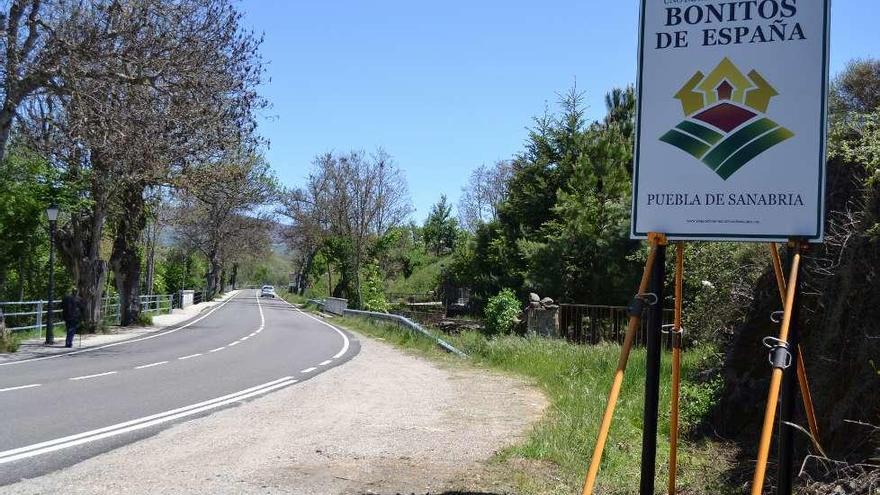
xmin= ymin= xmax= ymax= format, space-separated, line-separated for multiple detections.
xmin=61 ymin=293 xmax=86 ymax=348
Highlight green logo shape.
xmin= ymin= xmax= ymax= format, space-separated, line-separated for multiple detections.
xmin=659 ymin=58 xmax=794 ymax=180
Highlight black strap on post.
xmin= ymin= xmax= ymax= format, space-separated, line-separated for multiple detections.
xmin=777 ymin=246 xmax=803 ymax=495
xmin=639 ymin=243 xmax=666 ymax=495
xmin=628 ymin=293 xmax=657 ymax=317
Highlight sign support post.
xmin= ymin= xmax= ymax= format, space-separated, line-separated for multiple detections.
xmin=639 ymin=240 xmax=666 ymax=495
xmin=582 ymin=1 xmax=831 ymax=492
xmin=776 ymin=243 xmax=803 ymax=495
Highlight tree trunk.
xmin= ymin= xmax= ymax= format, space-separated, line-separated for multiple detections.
xmin=57 ymin=171 xmax=110 ymax=332
xmin=230 ymin=263 xmax=238 ymax=290
xmin=78 ymin=258 xmax=109 ymax=330
xmin=110 ymin=185 xmax=147 ymax=327
xmin=297 ymin=250 xmax=317 ymax=296
xmin=206 ymin=254 xmax=222 ymax=299
xmin=0 ymin=103 xmax=15 ymax=165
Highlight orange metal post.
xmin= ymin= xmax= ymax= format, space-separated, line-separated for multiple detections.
xmin=581 ymin=234 xmax=664 ymax=495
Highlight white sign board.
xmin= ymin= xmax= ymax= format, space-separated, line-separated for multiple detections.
xmin=631 ymin=0 xmax=830 ymax=241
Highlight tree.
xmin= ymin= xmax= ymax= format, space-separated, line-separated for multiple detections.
xmin=448 ymin=86 xmax=640 ymax=305
xmin=280 ymin=150 xmax=412 ymax=305
xmin=423 ymin=194 xmax=458 ymax=256
xmin=458 ymin=160 xmax=512 ymax=232
xmin=830 ymin=58 xmax=880 ymax=115
xmin=174 ymin=152 xmax=277 ymax=298
xmin=12 ymin=0 xmax=265 ymax=327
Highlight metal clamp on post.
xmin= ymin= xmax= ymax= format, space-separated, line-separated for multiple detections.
xmin=628 ymin=293 xmax=658 ymax=316
xmin=763 ymin=336 xmax=792 ymax=369
xmin=662 ymin=323 xmax=684 ymax=346
xmin=660 ymin=323 xmax=684 ymax=335
xmin=770 ymin=310 xmax=784 ymax=324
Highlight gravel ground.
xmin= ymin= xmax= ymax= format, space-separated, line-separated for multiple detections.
xmin=5 ymin=334 xmax=547 ymax=495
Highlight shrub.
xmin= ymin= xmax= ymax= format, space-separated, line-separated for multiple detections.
xmin=361 ymin=263 xmax=390 ymax=312
xmin=483 ymin=288 xmax=521 ymax=335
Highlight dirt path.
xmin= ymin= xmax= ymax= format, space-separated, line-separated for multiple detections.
xmin=7 ymin=333 xmax=547 ymax=495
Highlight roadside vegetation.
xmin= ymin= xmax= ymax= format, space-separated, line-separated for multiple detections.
xmin=285 ymin=59 xmax=879 ymax=493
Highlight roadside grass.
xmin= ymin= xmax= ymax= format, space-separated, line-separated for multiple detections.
xmin=281 ymin=294 xmax=734 ymax=494
xmin=385 ymin=256 xmax=448 ymax=295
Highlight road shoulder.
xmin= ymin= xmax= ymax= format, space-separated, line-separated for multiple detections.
xmin=4 ymin=328 xmax=547 ymax=494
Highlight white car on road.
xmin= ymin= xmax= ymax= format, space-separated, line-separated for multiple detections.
xmin=259 ymin=285 xmax=276 ymax=298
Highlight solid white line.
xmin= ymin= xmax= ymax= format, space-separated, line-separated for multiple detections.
xmin=70 ymin=371 xmax=117 ymax=381
xmin=208 ymin=347 xmax=225 ymax=353
xmin=228 ymin=341 xmax=239 ymax=347
xmin=134 ymin=361 xmax=168 ymax=370
xmin=300 ymin=367 xmax=316 ymax=373
xmin=0 ymin=376 xmax=296 ymax=464
xmin=319 ymin=360 xmax=332 ymax=366
xmin=256 ymin=292 xmax=265 ymax=332
xmin=0 ymin=291 xmax=242 ymax=367
xmin=278 ymin=298 xmax=350 ymax=359
xmin=240 ymin=336 xmax=250 ymax=341
xmin=178 ymin=353 xmax=202 ymax=360
xmin=0 ymin=384 xmax=42 ymax=393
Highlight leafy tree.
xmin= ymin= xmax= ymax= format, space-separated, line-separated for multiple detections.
xmin=174 ymin=152 xmax=277 ymax=298
xmin=423 ymin=194 xmax=458 ymax=256
xmin=449 ymin=86 xmax=640 ymax=306
xmin=360 ymin=263 xmax=390 ymax=312
xmin=280 ymin=150 xmax=412 ymax=305
xmin=458 ymin=161 xmax=512 ymax=232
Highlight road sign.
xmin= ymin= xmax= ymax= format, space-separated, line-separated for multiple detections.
xmin=631 ymin=0 xmax=830 ymax=242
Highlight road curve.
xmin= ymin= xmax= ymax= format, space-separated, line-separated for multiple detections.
xmin=0 ymin=290 xmax=359 ymax=485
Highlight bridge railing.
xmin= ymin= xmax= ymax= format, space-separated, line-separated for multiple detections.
xmin=1 ymin=293 xmax=177 ymax=336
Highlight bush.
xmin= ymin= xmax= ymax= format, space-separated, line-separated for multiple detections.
xmin=483 ymin=288 xmax=521 ymax=335
xmin=360 ymin=263 xmax=390 ymax=312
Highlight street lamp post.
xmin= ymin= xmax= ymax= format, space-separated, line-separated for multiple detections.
xmin=45 ymin=204 xmax=59 ymax=345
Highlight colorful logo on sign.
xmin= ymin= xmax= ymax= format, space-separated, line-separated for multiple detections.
xmin=660 ymin=58 xmax=794 ymax=180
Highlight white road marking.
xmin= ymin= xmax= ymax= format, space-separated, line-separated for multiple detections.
xmin=0 ymin=376 xmax=297 ymax=465
xmin=1 ymin=291 xmax=242 ymax=367
xmin=178 ymin=353 xmax=202 ymax=360
xmin=279 ymin=298 xmax=351 ymax=359
xmin=319 ymin=360 xmax=332 ymax=366
xmin=70 ymin=371 xmax=117 ymax=381
xmin=240 ymin=336 xmax=250 ymax=341
xmin=208 ymin=347 xmax=225 ymax=353
xmin=300 ymin=367 xmax=316 ymax=373
xmin=228 ymin=341 xmax=239 ymax=347
xmin=134 ymin=361 xmax=168 ymax=370
xmin=0 ymin=384 xmax=42 ymax=393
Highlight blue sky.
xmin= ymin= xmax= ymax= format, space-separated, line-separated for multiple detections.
xmin=241 ymin=1 xmax=879 ymax=222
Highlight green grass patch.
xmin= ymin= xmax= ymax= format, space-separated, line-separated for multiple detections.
xmin=385 ymin=256 xmax=448 ymax=295
xmin=296 ymin=300 xmax=735 ymax=495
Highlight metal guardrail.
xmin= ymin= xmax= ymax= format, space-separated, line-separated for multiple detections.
xmin=342 ymin=308 xmax=468 ymax=358
xmin=1 ymin=293 xmax=176 ymax=335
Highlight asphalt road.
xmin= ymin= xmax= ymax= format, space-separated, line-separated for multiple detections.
xmin=0 ymin=290 xmax=359 ymax=486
